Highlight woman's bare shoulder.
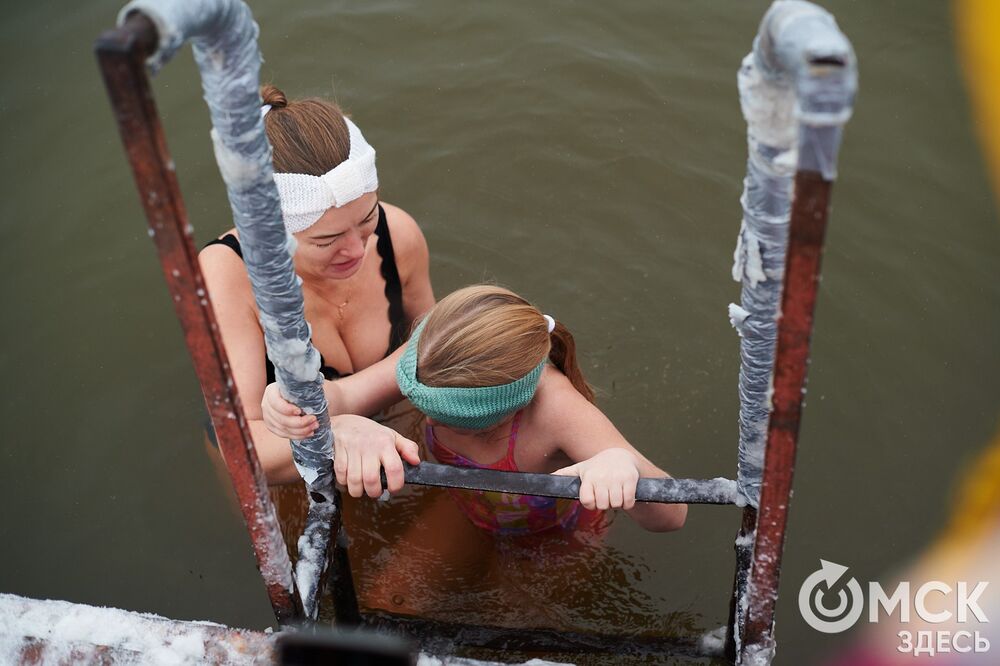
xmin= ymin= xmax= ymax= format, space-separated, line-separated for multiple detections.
xmin=198 ymin=230 xmax=255 ymax=306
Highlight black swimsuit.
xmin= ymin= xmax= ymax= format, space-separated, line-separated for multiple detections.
xmin=203 ymin=203 xmax=409 ymax=381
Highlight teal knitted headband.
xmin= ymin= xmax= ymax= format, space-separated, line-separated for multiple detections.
xmin=396 ymin=318 xmax=546 ymax=429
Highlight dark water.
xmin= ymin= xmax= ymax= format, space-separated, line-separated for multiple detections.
xmin=2 ymin=1 xmax=998 ymax=664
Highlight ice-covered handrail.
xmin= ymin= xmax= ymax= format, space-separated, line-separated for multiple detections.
xmin=730 ymin=0 xmax=856 ymax=508
xmin=116 ymin=0 xmax=334 ymax=500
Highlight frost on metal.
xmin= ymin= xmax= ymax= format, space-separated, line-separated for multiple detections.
xmin=254 ymin=499 xmax=295 ymax=592
xmin=0 ymin=593 xmax=570 ymax=666
xmin=667 ymin=477 xmax=739 ymax=505
xmin=116 ymin=0 xmax=334 ymax=499
xmin=0 ymin=593 xmax=274 ymax=665
xmin=731 ymin=0 xmax=855 ymax=508
xmin=295 ymin=501 xmax=335 ymax=620
xmin=741 ymin=636 xmax=776 ymax=666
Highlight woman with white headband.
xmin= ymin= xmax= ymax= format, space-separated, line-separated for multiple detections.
xmin=200 ymin=85 xmax=434 ymax=483
xmin=236 ymin=88 xmax=677 ymax=521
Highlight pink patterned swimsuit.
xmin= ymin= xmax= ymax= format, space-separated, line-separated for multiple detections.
xmin=426 ymin=411 xmax=600 ymax=536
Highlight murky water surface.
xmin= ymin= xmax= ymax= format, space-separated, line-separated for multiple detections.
xmin=2 ymin=1 xmax=998 ymax=663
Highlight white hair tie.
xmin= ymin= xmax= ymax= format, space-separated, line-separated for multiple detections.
xmin=260 ymin=104 xmax=271 ymax=117
xmin=268 ymin=117 xmax=378 ymax=234
xmin=543 ymin=314 xmax=556 ymax=334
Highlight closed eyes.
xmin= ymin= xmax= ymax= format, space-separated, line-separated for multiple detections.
xmin=313 ymin=212 xmax=377 ymax=247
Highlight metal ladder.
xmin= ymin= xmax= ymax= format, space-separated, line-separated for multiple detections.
xmin=94 ymin=2 xmax=855 ymax=662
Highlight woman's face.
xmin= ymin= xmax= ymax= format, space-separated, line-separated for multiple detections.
xmin=293 ymin=192 xmax=379 ymax=281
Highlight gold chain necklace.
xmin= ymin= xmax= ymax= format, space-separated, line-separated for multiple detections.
xmin=335 ymin=281 xmax=354 ymax=321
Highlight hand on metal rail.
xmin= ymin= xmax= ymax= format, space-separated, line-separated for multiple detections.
xmin=262 ymin=381 xmax=419 ymax=497
xmin=263 ymin=381 xmax=318 ymax=440
xmin=552 ymin=448 xmax=641 ymax=511
xmin=331 ymin=414 xmax=421 ymax=498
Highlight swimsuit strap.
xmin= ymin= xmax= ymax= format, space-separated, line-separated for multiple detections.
xmin=203 ymin=233 xmax=242 ymax=258
xmin=505 ymin=410 xmax=523 ymax=459
xmin=423 ymin=408 xmax=590 ymax=536
xmin=425 ymin=410 xmax=524 ymax=471
xmin=374 ymin=204 xmax=408 ymax=355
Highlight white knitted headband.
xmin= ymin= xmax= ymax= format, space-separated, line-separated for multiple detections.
xmin=263 ymin=107 xmax=379 ymax=233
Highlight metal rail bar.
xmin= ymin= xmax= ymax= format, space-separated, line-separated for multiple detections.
xmin=397 ymin=463 xmax=740 ymax=505
xmin=105 ymin=0 xmax=351 ymax=621
xmin=363 ymin=612 xmax=708 ymax=660
xmin=741 ymin=169 xmax=833 ymax=658
xmin=297 ymin=496 xmax=360 ymax=625
xmin=94 ymin=12 xmax=301 ymax=624
xmin=729 ymin=3 xmax=856 ymax=662
xmin=327 ymin=524 xmax=361 ymax=624
xmin=725 ymin=507 xmax=756 ymax=661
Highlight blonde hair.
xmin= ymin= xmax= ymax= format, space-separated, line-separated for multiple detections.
xmin=417 ymin=285 xmax=595 ymax=402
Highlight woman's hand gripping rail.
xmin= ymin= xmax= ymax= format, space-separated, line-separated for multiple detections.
xmin=262 ymin=347 xmax=419 ymax=497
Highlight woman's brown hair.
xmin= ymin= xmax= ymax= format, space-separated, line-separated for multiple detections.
xmin=417 ymin=285 xmax=595 ymax=403
xmin=260 ymin=84 xmax=350 ymax=175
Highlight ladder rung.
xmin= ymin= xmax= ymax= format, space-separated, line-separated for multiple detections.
xmin=363 ymin=611 xmax=711 ymax=659
xmin=390 ymin=463 xmax=738 ymax=505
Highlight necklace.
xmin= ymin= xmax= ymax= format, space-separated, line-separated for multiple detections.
xmin=335 ymin=282 xmax=354 ymax=321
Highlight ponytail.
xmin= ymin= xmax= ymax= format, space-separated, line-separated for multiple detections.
xmin=417 ymin=285 xmax=596 ymax=405
xmin=548 ymin=321 xmax=595 ymax=403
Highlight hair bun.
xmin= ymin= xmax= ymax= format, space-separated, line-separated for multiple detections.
xmin=260 ymin=84 xmax=288 ymax=109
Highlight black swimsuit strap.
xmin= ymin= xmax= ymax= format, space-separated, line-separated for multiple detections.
xmin=203 ymin=203 xmax=408 ymax=383
xmin=204 ymin=233 xmax=242 ymax=258
xmin=374 ymin=204 xmax=409 ymax=354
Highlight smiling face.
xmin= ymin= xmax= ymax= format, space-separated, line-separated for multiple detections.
xmin=292 ymin=192 xmax=380 ymax=281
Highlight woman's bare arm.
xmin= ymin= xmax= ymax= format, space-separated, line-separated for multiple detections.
xmin=200 ymin=242 xmax=302 ymax=484
xmin=262 ymin=345 xmax=405 ymax=439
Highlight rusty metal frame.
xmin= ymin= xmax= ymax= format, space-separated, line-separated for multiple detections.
xmin=724 ymin=170 xmax=836 ymax=663
xmin=94 ymin=13 xmax=302 ymax=625
xmin=95 ymin=4 xmax=843 ymax=662
xmin=93 ymin=10 xmax=738 ymax=632
xmin=735 ymin=170 xmax=833 ymax=661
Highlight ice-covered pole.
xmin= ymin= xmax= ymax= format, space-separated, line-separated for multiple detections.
xmin=115 ymin=0 xmax=334 ymax=501
xmin=730 ymin=0 xmax=856 ymax=509
xmin=727 ymin=2 xmax=856 ymax=663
